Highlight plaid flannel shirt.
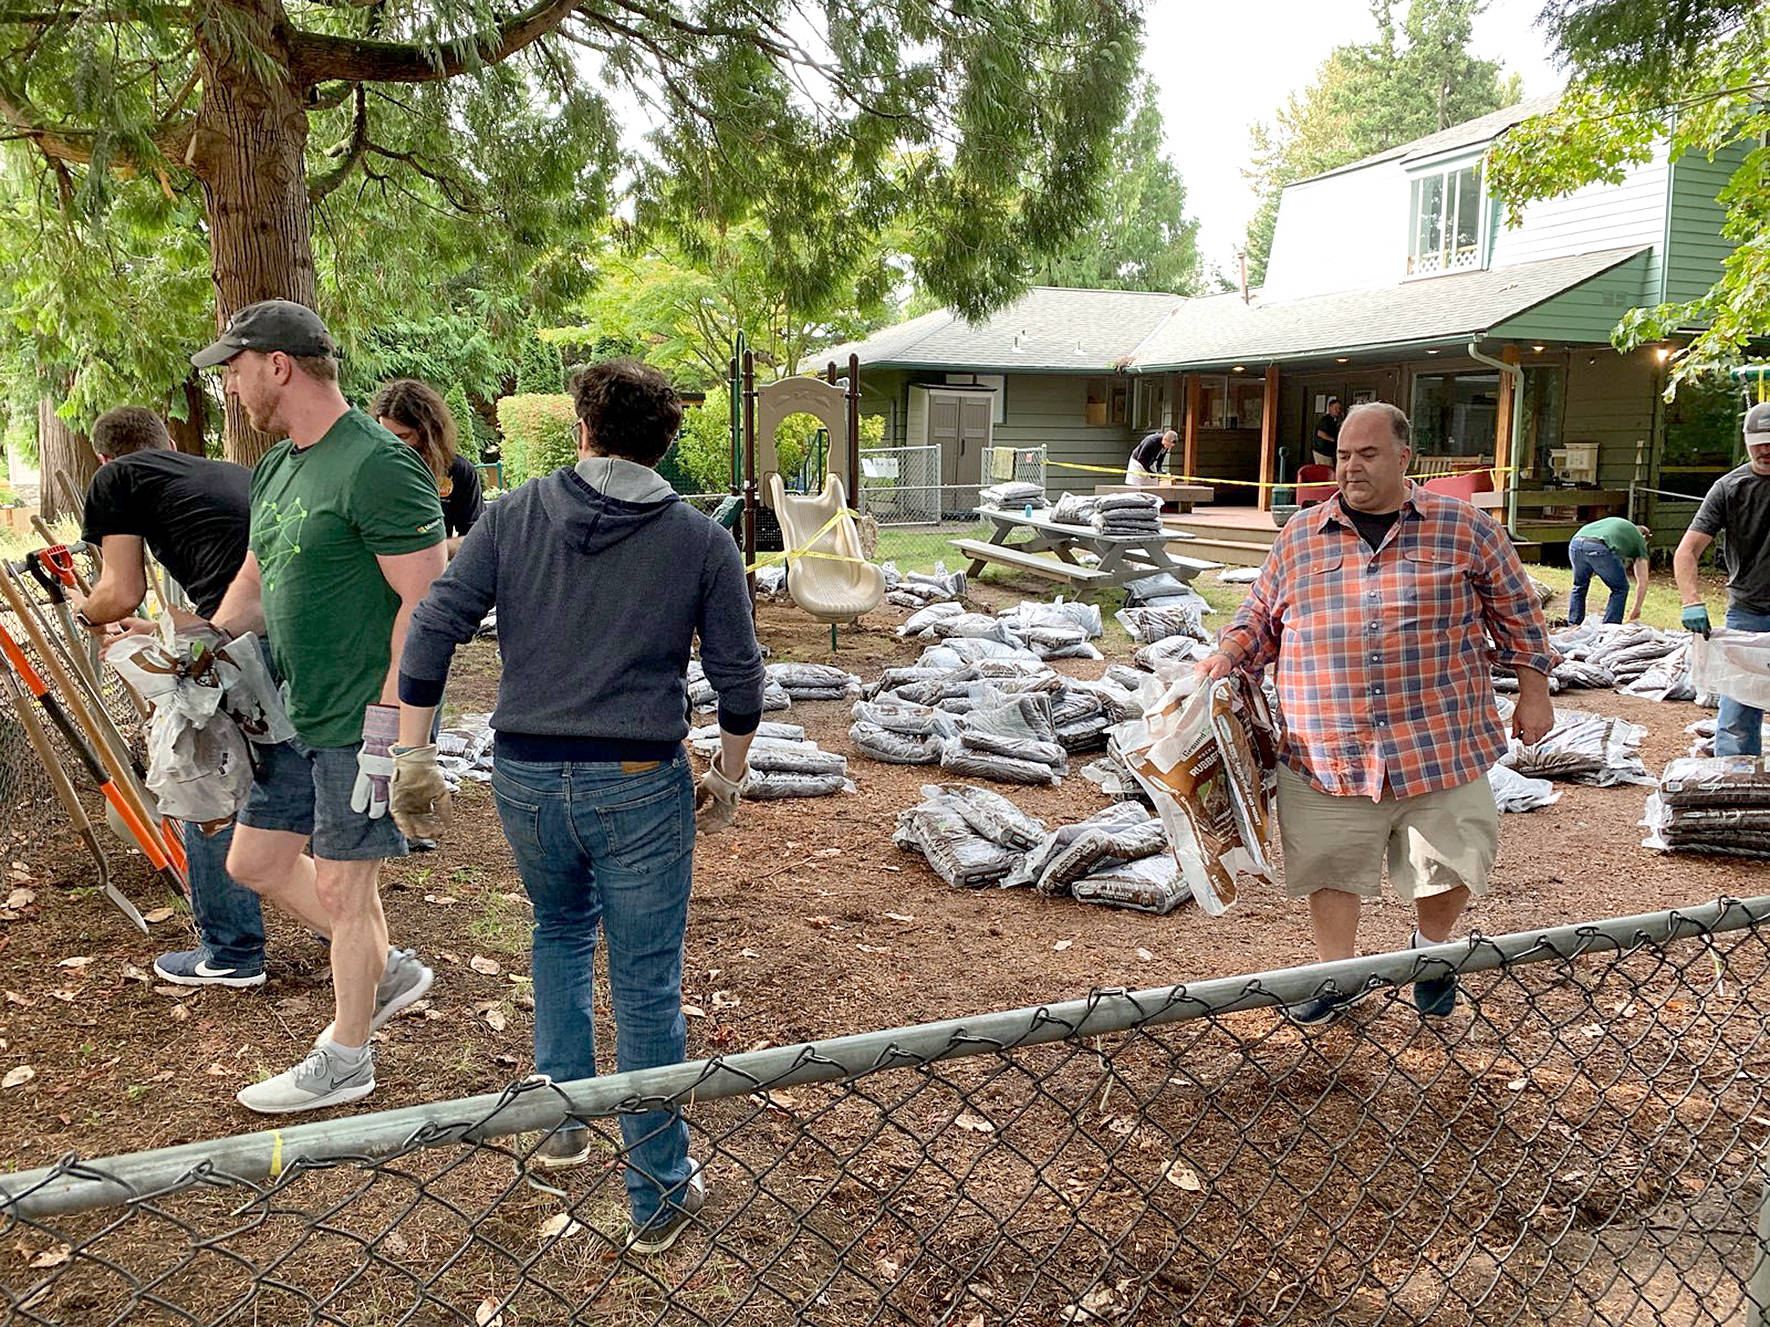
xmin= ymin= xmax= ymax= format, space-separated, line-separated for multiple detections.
xmin=1217 ymin=484 xmax=1553 ymax=801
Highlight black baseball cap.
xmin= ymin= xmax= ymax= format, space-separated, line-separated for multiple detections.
xmin=191 ymin=300 xmax=337 ymax=369
xmin=1746 ymin=402 xmax=1770 ymax=440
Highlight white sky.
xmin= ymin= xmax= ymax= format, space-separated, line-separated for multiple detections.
xmin=1143 ymin=0 xmax=1567 ymax=279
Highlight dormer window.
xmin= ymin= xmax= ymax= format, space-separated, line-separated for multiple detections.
xmin=1408 ymin=162 xmax=1485 ymax=275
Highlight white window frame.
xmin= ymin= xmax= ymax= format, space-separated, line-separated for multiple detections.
xmin=1406 ymin=156 xmax=1489 ymax=277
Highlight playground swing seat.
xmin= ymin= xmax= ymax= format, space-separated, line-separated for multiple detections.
xmin=766 ymin=472 xmax=886 ymax=625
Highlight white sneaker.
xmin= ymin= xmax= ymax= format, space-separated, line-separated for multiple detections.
xmin=315 ymin=947 xmax=435 ymax=1045
xmin=238 ymin=1043 xmax=375 ymax=1115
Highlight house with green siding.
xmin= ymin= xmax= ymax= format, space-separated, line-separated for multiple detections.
xmin=826 ymin=97 xmax=1747 ymax=553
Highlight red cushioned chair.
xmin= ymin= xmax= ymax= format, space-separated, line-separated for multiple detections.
xmin=1420 ymin=469 xmax=1495 ymax=504
xmin=1294 ymin=463 xmax=1337 ymax=507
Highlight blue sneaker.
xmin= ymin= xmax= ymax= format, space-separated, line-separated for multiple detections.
xmin=1411 ymin=935 xmax=1459 ymax=1018
xmin=1283 ymin=987 xmax=1369 ymax=1027
xmin=154 ymin=947 xmax=266 ymax=988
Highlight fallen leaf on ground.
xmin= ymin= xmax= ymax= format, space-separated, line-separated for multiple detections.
xmin=1135 ymin=948 xmax=1154 ymax=962
xmin=739 ymin=948 xmax=760 ymax=959
xmin=55 ymin=956 xmax=94 ymax=970
xmin=955 ymin=1111 xmax=995 ymax=1134
xmin=5 ymin=990 xmax=34 ymax=1007
xmin=3 ymin=1065 xmax=35 ymax=1089
xmin=152 ymin=986 xmax=191 ymax=999
xmin=1507 ymin=1079 xmax=1529 ymax=1092
xmin=1053 ymin=940 xmax=1073 ymax=952
xmin=1165 ymin=1161 xmax=1202 ymax=1192
xmin=121 ymin=964 xmax=151 ymax=984
xmin=168 ymin=1004 xmax=189 ymax=1022
xmin=883 ymin=912 xmax=915 ymax=923
xmin=469 ymin=955 xmax=501 ymax=976
xmin=805 ymin=915 xmax=833 ymax=929
xmin=27 ymin=1245 xmax=69 ymax=1269
xmin=5 ymin=888 xmax=35 ymax=910
xmin=424 ymin=894 xmax=459 ymax=907
xmin=813 ymin=847 xmax=842 ymax=858
xmin=681 ymin=1004 xmax=706 ymax=1019
xmin=538 ymin=1212 xmax=584 ymax=1241
xmin=483 ymin=1008 xmax=508 ymax=1033
xmin=475 ymin=1297 xmax=502 ymax=1327
xmin=141 ymin=906 xmax=175 ymax=924
xmin=711 ymin=990 xmax=740 ymax=1009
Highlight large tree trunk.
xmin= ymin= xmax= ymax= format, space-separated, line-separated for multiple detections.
xmin=166 ymin=373 xmax=208 ymax=456
xmin=37 ymin=396 xmax=98 ymax=526
xmin=188 ymin=0 xmax=317 ymax=468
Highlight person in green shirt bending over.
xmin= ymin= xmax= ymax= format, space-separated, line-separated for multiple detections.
xmin=1566 ymin=516 xmax=1652 ymax=626
xmin=199 ymin=301 xmax=447 ymax=1114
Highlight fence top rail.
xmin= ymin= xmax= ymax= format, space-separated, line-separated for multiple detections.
xmin=2 ymin=894 xmax=1764 ymax=1221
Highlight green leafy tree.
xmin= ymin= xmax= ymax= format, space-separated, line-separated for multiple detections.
xmin=2 ymin=0 xmax=1142 ymax=464
xmin=443 ymin=382 xmax=478 ymax=460
xmin=515 ymin=327 xmax=566 ymax=395
xmin=1242 ymin=0 xmax=1518 ymax=283
xmin=1486 ymin=0 xmax=1767 ymax=389
xmin=1032 ymin=77 xmax=1203 ymax=293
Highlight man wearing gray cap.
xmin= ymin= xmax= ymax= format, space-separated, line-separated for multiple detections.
xmin=199 ymin=300 xmax=447 ymax=1112
xmin=1676 ymin=401 xmax=1770 ymax=756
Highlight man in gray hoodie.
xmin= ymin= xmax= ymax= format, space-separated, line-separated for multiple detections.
xmin=388 ymin=359 xmax=764 ymax=1257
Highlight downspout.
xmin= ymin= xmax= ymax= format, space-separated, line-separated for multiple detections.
xmin=1467 ymin=339 xmax=1523 ymax=536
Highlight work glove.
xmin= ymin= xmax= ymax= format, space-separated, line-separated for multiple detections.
xmin=1681 ymin=604 xmax=1713 ymax=638
xmin=351 ymin=704 xmax=399 ymax=819
xmin=390 ymin=744 xmax=453 ymax=839
xmin=694 ymin=753 xmax=748 ymax=836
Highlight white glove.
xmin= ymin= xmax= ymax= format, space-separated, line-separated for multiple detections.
xmin=350 ymin=704 xmax=399 ymax=819
xmin=694 ymin=753 xmax=748 ymax=835
xmin=390 ymin=744 xmax=452 ymax=839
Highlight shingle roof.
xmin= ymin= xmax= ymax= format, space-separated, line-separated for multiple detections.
xmin=1126 ymin=246 xmax=1648 ymax=370
xmin=1295 ymin=94 xmax=1561 ymax=185
xmin=823 ymin=286 xmax=1188 ymax=372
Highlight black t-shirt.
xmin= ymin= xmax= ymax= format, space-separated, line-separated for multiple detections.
xmin=80 ymin=450 xmax=250 ymax=618
xmin=439 ymin=454 xmax=484 ymax=538
xmin=1345 ymin=505 xmax=1400 ymax=552
xmin=1692 ymin=463 xmax=1770 ymax=612
xmin=1315 ymin=413 xmax=1342 ymax=448
xmin=1130 ymin=431 xmax=1168 ymax=473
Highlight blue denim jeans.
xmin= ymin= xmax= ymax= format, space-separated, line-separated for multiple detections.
xmin=1568 ymin=536 xmax=1629 ymax=625
xmin=491 ymin=751 xmax=696 ymax=1227
xmin=1717 ymin=607 xmax=1770 ymax=757
xmin=182 ymin=818 xmax=265 ymax=969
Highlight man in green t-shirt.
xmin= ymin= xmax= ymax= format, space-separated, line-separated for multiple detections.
xmin=1567 ymin=516 xmax=1652 ymax=625
xmin=198 ymin=300 xmax=447 ymax=1114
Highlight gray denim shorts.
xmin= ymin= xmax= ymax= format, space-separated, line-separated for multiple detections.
xmin=237 ymin=738 xmax=406 ymax=862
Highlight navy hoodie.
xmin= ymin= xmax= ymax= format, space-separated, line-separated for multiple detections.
xmin=399 ymin=457 xmax=764 ymax=760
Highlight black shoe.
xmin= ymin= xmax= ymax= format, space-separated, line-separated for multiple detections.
xmin=408 ymin=837 xmax=437 ymax=854
xmin=1283 ymin=988 xmax=1367 ymax=1026
xmin=1413 ymin=973 xmax=1458 ymax=1017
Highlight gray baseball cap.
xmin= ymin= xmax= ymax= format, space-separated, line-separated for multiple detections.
xmin=191 ymin=300 xmax=336 ymax=369
xmin=1746 ymin=402 xmax=1770 ymax=440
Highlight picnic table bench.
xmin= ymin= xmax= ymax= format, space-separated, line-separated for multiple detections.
xmin=954 ymin=507 xmax=1220 ymax=590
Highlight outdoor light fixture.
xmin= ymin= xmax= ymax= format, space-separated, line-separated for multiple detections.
xmin=1232 ymin=365 xmax=1244 ymax=373
xmin=1655 ymin=346 xmax=1672 ymax=363
xmin=1336 ymin=357 xmax=1349 ymax=364
xmin=1531 ymin=344 xmax=1545 ymax=353
xmin=1426 ymin=349 xmax=1439 ymax=355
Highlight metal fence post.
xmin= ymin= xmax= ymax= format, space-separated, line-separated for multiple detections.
xmin=1753 ymin=1149 xmax=1770 ymax=1327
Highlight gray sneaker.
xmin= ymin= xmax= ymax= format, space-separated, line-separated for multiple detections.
xmin=237 ymin=1044 xmax=375 ymax=1115
xmin=625 ymin=1159 xmax=706 ymax=1257
xmin=316 ymin=947 xmax=435 ymax=1045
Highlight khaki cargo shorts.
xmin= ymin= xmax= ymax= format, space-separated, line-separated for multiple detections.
xmin=1275 ymin=764 xmax=1498 ymax=901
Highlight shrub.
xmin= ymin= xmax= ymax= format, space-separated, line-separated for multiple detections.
xmin=673 ymin=385 xmax=736 ymax=493
xmin=443 ymin=383 xmax=479 ymax=461
xmin=496 ymin=394 xmax=577 ymax=485
xmin=514 ymin=329 xmax=565 ymax=395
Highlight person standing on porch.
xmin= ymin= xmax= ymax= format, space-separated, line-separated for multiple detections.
xmin=1197 ymin=402 xmax=1554 ymax=1025
xmin=1126 ymin=428 xmax=1178 ymax=484
xmin=1312 ymin=397 xmax=1344 ymax=467
xmin=1675 ymin=402 xmax=1770 ymax=756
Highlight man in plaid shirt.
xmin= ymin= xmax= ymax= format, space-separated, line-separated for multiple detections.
xmin=1200 ymin=402 xmax=1553 ymax=1024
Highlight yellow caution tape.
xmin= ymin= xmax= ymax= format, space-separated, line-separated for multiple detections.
xmin=269 ymin=1130 xmax=284 ymax=1179
xmin=742 ymin=506 xmax=875 ymax=572
xmin=1043 ymin=459 xmax=1518 ymax=490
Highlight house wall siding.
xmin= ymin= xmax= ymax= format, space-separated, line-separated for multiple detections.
xmin=1488 ymin=253 xmax=1654 ymax=342
xmin=1488 ymin=146 xmax=1668 ymax=294
xmin=1561 ymin=347 xmax=1660 ymax=490
xmin=1663 ymin=143 xmax=1745 ymax=306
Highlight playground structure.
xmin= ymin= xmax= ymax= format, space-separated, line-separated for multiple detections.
xmin=730 ymin=334 xmax=886 ymax=631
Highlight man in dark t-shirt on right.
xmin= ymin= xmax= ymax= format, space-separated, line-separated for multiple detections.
xmin=1676 ymin=402 xmax=1770 ymax=755
xmin=75 ymin=407 xmax=269 ymax=988
xmin=1313 ymin=397 xmax=1344 ymax=466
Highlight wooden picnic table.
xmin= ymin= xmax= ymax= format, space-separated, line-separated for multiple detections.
xmin=954 ymin=507 xmax=1220 ymax=589
xmin=1093 ymin=482 xmax=1214 ymax=513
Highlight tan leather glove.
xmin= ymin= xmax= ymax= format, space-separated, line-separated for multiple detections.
xmin=390 ymin=744 xmax=453 ymax=839
xmin=694 ymin=753 xmax=748 ymax=836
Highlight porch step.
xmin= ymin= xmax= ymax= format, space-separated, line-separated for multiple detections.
xmin=1165 ymin=536 xmax=1270 ymax=569
xmin=1167 ymin=518 xmax=1281 ymax=548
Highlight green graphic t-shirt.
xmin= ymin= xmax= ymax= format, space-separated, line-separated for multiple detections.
xmin=250 ymin=408 xmax=443 ymax=747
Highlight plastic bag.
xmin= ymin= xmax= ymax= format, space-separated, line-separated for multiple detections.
xmin=1134 ymin=635 xmax=1212 ymax=676
xmin=1112 ymin=673 xmax=1276 ymax=916
xmin=1658 ymin=755 xmax=1770 ymax=808
xmin=1008 ymin=802 xmax=1152 ymax=889
xmin=1073 ymin=853 xmax=1191 ymax=915
xmin=938 ymin=740 xmax=1061 ymax=786
xmin=851 ymin=722 xmax=943 ymax=764
xmin=894 ymin=793 xmax=1022 ymax=887
xmin=897 ymin=602 xmax=967 ymax=638
xmin=1499 ymin=706 xmax=1652 ymax=786
xmin=922 ymin=782 xmax=1046 ymax=851
xmin=744 ymin=770 xmax=854 ymax=799
xmin=1115 ymin=604 xmax=1208 ymax=646
xmin=1029 ymin=816 xmax=1167 ymax=898
xmin=767 ymin=663 xmax=862 ymax=699
xmin=1692 ymin=630 xmax=1770 ymax=710
xmin=1487 ymin=764 xmax=1560 ymax=813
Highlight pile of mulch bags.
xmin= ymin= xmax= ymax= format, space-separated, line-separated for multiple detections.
xmin=1493 ymin=696 xmax=1654 ymax=787
xmin=766 ymin=662 xmax=862 ymax=702
xmin=1642 ymin=756 xmax=1770 ymax=858
xmin=436 ymin=713 xmax=497 ymax=787
xmin=1091 ymin=492 xmax=1163 ymax=537
xmin=686 ymin=722 xmax=854 ymax=798
xmin=897 ymin=597 xmax=1105 ymax=663
xmin=894 ymin=787 xmax=1188 ymax=914
xmin=979 ymin=481 xmax=1048 ymax=511
xmin=881 ymin=561 xmax=966 ymax=609
xmin=1051 ymin=492 xmax=1099 ymax=526
xmin=1524 ymin=622 xmax=1708 ymax=702
xmin=851 ymin=648 xmax=1142 ymax=781
xmin=687 ymin=660 xmax=791 ymax=713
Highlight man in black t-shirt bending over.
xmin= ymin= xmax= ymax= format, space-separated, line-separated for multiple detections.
xmin=76 ymin=406 xmax=269 ymax=990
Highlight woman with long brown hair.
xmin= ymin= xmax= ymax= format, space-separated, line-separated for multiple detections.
xmin=370 ymin=378 xmax=483 ymax=558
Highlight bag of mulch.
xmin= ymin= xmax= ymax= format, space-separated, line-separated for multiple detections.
xmin=746 ymin=745 xmax=848 ymax=777
xmin=852 ymin=697 xmax=949 ymax=736
xmin=897 ymin=602 xmax=967 ymax=638
xmin=1007 ymin=802 xmax=1152 ymax=889
xmin=851 ymin=722 xmax=943 ymax=764
xmin=1619 ymin=640 xmax=1693 ymax=702
xmin=1029 ymin=815 xmax=1168 ymax=898
xmin=1658 ymin=755 xmax=1770 ymax=808
xmin=932 ymin=613 xmax=1017 ymax=643
xmin=1025 ymin=624 xmax=1102 ymax=661
xmin=1551 ymin=659 xmax=1617 ymax=691
xmin=1122 ymin=573 xmax=1209 ymax=611
xmin=1113 ymin=673 xmax=1275 ymax=915
xmin=1692 ymin=630 xmax=1770 ymax=711
xmin=1072 ymin=853 xmax=1191 ymax=915
xmin=1002 ymin=600 xmax=1104 ymax=639
xmin=957 ymin=727 xmax=1068 ymax=771
xmin=1500 ymin=707 xmax=1653 ymax=786
xmin=768 ymin=663 xmax=862 ymax=698
xmin=1134 ymin=635 xmax=1212 ymax=675
xmin=922 ymin=782 xmax=1046 ymax=851
xmin=894 ymin=793 xmax=1022 ymax=887
xmin=745 ymin=770 xmax=854 ymax=799
xmin=1487 ymin=763 xmax=1561 ymax=813
xmin=938 ymin=740 xmax=1062 ymax=786
xmin=1115 ymin=604 xmax=1208 ymax=646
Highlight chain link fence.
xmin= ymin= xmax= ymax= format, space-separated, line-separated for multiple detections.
xmin=5 ymin=897 xmax=1770 ymax=1325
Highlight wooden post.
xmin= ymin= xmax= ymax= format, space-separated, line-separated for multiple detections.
xmin=847 ymin=354 xmax=862 ymax=504
xmin=1258 ymin=364 xmax=1280 ymax=512
xmin=742 ymin=350 xmax=758 ymax=604
xmin=1493 ymin=344 xmax=1519 ymax=481
xmin=1182 ymin=374 xmax=1200 ymax=480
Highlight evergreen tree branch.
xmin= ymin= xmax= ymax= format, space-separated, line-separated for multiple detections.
xmin=307 ymin=82 xmax=367 ymax=201
xmin=287 ymin=0 xmax=579 ymax=85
